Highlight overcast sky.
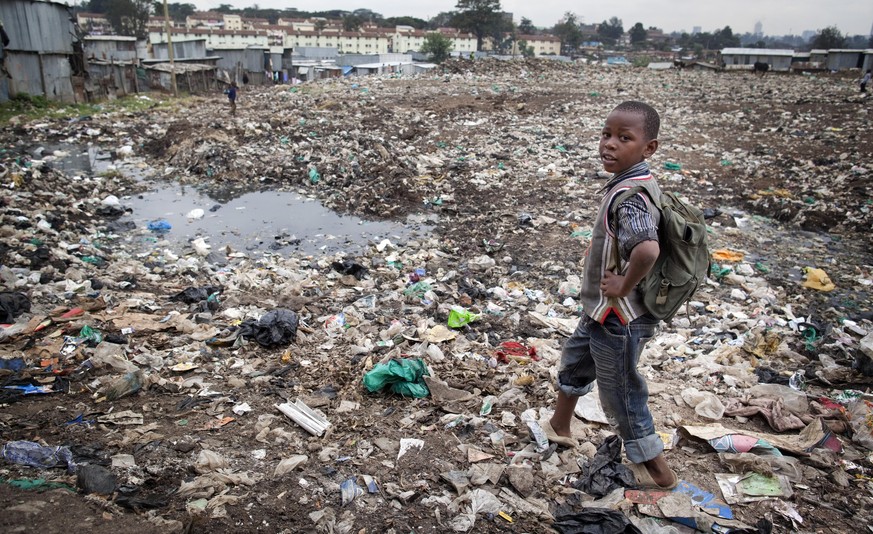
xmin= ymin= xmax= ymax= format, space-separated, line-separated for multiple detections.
xmin=187 ymin=0 xmax=872 ymax=37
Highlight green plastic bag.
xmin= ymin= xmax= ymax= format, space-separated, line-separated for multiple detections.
xmin=363 ymin=358 xmax=430 ymax=398
xmin=448 ymin=306 xmax=480 ymax=329
xmin=79 ymin=325 xmax=103 ymax=345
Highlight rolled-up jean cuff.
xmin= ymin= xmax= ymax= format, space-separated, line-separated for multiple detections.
xmin=557 ymin=380 xmax=594 ymax=398
xmin=623 ymin=433 xmax=665 ymax=463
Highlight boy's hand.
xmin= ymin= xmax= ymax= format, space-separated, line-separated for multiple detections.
xmin=600 ymin=270 xmax=628 ymax=298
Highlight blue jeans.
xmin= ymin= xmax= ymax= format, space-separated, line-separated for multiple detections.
xmin=557 ymin=313 xmax=662 ymax=463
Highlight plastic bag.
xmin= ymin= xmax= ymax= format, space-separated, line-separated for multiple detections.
xmin=448 ymin=306 xmax=480 ymax=328
xmin=104 ymin=370 xmax=144 ymax=401
xmin=1 ymin=440 xmax=75 ymax=472
xmin=238 ymin=309 xmax=299 ymax=347
xmin=363 ymin=358 xmax=430 ymax=398
xmin=0 ymin=292 xmax=31 ymax=323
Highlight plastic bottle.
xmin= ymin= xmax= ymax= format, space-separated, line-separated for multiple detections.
xmin=104 ymin=370 xmax=143 ymax=401
xmin=789 ymin=369 xmax=806 ymax=391
xmin=480 ymin=395 xmax=498 ymax=416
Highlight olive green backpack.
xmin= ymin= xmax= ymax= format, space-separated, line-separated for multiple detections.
xmin=611 ymin=188 xmax=710 ymax=321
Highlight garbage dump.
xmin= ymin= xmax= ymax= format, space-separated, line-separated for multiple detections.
xmin=1 ymin=58 xmax=872 ymax=532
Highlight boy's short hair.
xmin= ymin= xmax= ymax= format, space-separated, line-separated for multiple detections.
xmin=613 ymin=101 xmax=660 ymax=141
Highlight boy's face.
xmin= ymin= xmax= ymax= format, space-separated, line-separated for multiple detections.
xmin=599 ymin=110 xmax=658 ymax=174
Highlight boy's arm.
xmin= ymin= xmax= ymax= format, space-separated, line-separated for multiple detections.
xmin=601 ymin=240 xmax=659 ymax=298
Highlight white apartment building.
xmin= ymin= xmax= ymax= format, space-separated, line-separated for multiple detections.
xmin=392 ymin=26 xmax=478 ymax=54
xmin=518 ymin=34 xmax=561 ymax=56
xmin=284 ymin=31 xmax=390 ymax=54
xmin=149 ymin=28 xmax=268 ymax=49
xmin=485 ymin=34 xmax=562 ymax=56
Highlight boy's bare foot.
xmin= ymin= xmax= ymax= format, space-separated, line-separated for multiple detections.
xmin=543 ymin=419 xmax=577 ymax=448
xmin=629 ymin=455 xmax=678 ymax=489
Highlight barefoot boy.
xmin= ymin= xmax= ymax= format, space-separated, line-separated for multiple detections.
xmin=544 ymin=101 xmax=677 ymax=489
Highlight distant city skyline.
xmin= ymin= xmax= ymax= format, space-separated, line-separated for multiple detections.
xmin=186 ymin=0 xmax=873 ymax=37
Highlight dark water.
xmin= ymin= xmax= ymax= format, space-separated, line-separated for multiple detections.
xmin=118 ymin=183 xmax=433 ymax=256
xmin=37 ymin=143 xmax=432 ymax=257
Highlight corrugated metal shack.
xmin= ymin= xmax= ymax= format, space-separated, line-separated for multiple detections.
xmin=152 ymin=39 xmax=208 ymax=60
xmin=83 ymin=35 xmax=145 ymax=100
xmin=826 ymin=49 xmax=863 ymax=71
xmin=209 ymin=46 xmax=277 ymax=85
xmin=720 ymin=48 xmax=794 ymax=72
xmin=141 ymin=61 xmax=218 ymax=94
xmin=0 ymin=0 xmax=78 ymax=103
xmin=147 ymin=39 xmax=219 ymax=93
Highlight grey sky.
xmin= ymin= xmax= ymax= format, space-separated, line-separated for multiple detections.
xmin=190 ymin=0 xmax=872 ymax=37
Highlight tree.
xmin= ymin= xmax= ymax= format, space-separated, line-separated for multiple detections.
xmin=421 ymin=32 xmax=454 ymax=63
xmin=352 ymin=8 xmax=381 ymax=22
xmin=517 ymin=39 xmax=534 ymax=57
xmin=518 ymin=17 xmax=536 ymax=35
xmin=151 ymin=2 xmax=195 ymax=22
xmin=385 ymin=16 xmax=428 ymax=30
xmin=453 ymin=0 xmax=503 ymax=51
xmin=84 ymin=0 xmax=114 ymax=13
xmin=629 ymin=22 xmax=646 ymax=45
xmin=552 ymin=12 xmax=583 ymax=55
xmin=314 ymin=19 xmax=327 ymax=32
xmin=428 ymin=11 xmax=456 ymax=29
xmin=597 ymin=17 xmax=623 ymax=44
xmin=107 ymin=0 xmax=152 ymax=38
xmin=718 ymin=26 xmax=739 ymax=47
xmin=343 ymin=14 xmax=363 ymax=31
xmin=215 ymin=4 xmax=234 ymax=13
xmin=812 ymin=26 xmax=847 ymax=49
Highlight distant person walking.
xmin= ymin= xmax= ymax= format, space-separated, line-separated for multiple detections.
xmin=861 ymin=70 xmax=872 ymax=94
xmin=225 ymin=82 xmax=238 ymax=116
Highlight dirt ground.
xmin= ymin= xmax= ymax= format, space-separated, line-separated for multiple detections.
xmin=2 ymin=59 xmax=873 ymax=533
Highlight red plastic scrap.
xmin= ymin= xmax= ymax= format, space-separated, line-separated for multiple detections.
xmin=59 ymin=308 xmax=85 ymax=319
xmin=495 ymin=341 xmax=539 ymax=364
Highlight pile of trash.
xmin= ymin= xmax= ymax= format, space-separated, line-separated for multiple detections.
xmin=1 ymin=59 xmax=873 ymax=532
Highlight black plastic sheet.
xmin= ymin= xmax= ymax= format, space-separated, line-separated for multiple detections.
xmin=572 ymin=435 xmax=636 ymax=497
xmin=238 ymin=308 xmax=299 ymax=347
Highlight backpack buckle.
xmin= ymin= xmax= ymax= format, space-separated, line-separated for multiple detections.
xmin=656 ymin=280 xmax=669 ymax=304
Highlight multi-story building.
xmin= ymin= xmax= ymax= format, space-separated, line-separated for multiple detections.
xmin=392 ymin=26 xmax=428 ymax=53
xmin=284 ymin=30 xmax=391 ymax=54
xmin=223 ymin=14 xmax=242 ymax=31
xmin=185 ymin=12 xmax=224 ymax=30
xmin=436 ymin=28 xmax=477 ymax=54
xmin=517 ymin=34 xmax=561 ymax=56
xmin=77 ymin=12 xmax=110 ymax=35
xmin=149 ymin=27 xmax=268 ymax=49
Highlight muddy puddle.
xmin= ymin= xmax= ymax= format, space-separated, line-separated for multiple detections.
xmin=36 ymin=143 xmax=434 ymax=256
xmin=116 ymin=183 xmax=434 ymax=256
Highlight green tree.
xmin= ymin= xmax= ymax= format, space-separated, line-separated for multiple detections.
xmin=84 ymin=0 xmax=113 ymax=13
xmin=314 ymin=19 xmax=327 ymax=32
xmin=518 ymin=17 xmax=536 ymax=35
xmin=421 ymin=32 xmax=454 ymax=63
xmin=151 ymin=2 xmax=195 ymax=22
xmin=517 ymin=39 xmax=534 ymax=57
xmin=352 ymin=8 xmax=382 ymax=23
xmin=812 ymin=26 xmax=847 ymax=49
xmin=215 ymin=4 xmax=234 ymax=13
xmin=453 ymin=0 xmax=503 ymax=51
xmin=552 ymin=12 xmax=582 ymax=55
xmin=630 ymin=22 xmax=646 ymax=44
xmin=107 ymin=0 xmax=152 ymax=38
xmin=343 ymin=14 xmax=363 ymax=31
xmin=385 ymin=16 xmax=428 ymax=29
xmin=717 ymin=26 xmax=740 ymax=47
xmin=428 ymin=11 xmax=456 ymax=29
xmin=597 ymin=17 xmax=623 ymax=44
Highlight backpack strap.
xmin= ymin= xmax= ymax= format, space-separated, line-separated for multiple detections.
xmin=608 ymin=186 xmax=660 ymax=270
